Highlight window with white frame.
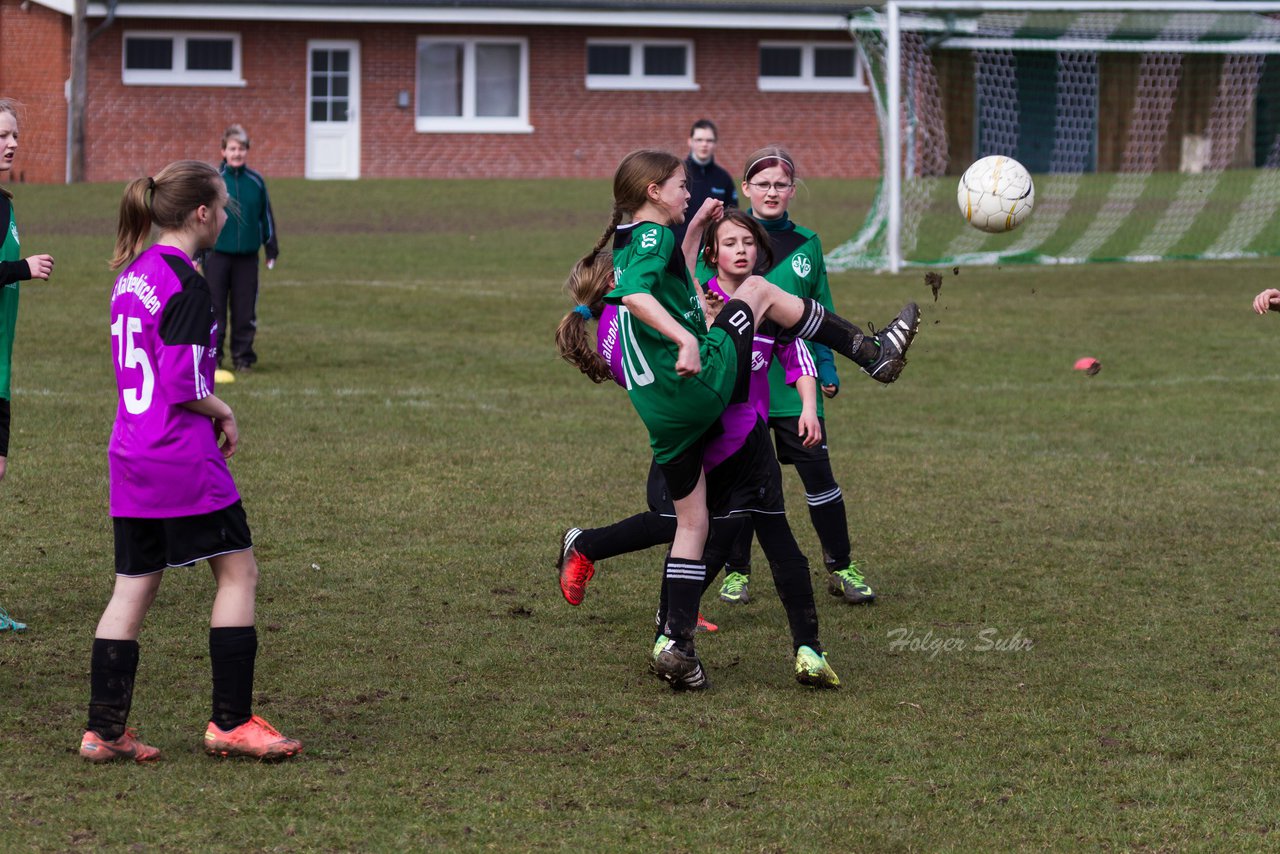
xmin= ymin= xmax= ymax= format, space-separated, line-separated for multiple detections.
xmin=758 ymin=42 xmax=866 ymax=93
xmin=416 ymin=37 xmax=530 ymax=133
xmin=122 ymin=31 xmax=243 ymax=86
xmin=586 ymin=39 xmax=696 ymax=90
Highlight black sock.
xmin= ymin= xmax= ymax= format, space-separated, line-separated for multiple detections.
xmin=209 ymin=626 xmax=257 ymax=731
xmin=662 ymin=556 xmax=706 ymax=648
xmin=87 ymin=638 xmax=140 ymax=741
xmin=574 ymin=512 xmax=676 ymax=562
xmin=699 ymin=515 xmax=744 ymax=594
xmin=725 ymin=515 xmax=755 ymax=577
xmin=754 ymin=515 xmax=822 ymax=653
xmin=786 ymin=299 xmax=879 ymax=367
xmin=806 ymin=494 xmax=851 ymax=571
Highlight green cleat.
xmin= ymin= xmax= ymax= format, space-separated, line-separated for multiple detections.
xmin=828 ymin=562 xmax=876 ymax=604
xmin=649 ymin=633 xmax=669 ymax=669
xmin=718 ymin=571 xmax=750 ymax=605
xmin=794 ymin=645 xmax=841 ymax=689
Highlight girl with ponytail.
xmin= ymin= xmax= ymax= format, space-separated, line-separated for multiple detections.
xmin=558 ymin=149 xmax=921 ymax=691
xmin=81 ymin=161 xmax=301 ymax=763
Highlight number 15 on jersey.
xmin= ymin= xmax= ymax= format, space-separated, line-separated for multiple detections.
xmin=111 ymin=313 xmax=154 ymax=415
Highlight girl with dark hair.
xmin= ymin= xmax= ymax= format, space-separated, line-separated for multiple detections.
xmin=714 ymin=145 xmax=877 ymax=610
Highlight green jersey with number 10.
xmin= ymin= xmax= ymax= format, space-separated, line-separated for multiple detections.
xmin=605 ymin=221 xmax=726 ymax=463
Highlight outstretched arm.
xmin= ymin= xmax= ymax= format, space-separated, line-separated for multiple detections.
xmin=680 ymin=198 xmax=724 ymax=281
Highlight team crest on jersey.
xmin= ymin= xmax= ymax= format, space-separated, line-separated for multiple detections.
xmin=751 ymin=350 xmax=767 ymax=372
xmin=640 ymin=229 xmax=659 ymax=250
xmin=792 ymin=254 xmax=812 ymax=278
xmin=8 ymin=220 xmax=18 ymax=243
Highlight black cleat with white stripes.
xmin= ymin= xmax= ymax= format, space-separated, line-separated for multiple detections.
xmin=652 ymin=639 xmax=710 ymax=691
xmin=864 ymin=302 xmax=920 ymax=384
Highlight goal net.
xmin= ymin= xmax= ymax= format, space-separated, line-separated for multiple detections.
xmin=828 ymin=1 xmax=1280 ymax=272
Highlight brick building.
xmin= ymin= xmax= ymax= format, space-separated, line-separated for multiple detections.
xmin=0 ymin=0 xmax=880 ymax=184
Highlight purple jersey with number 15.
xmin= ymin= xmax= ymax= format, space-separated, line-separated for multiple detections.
xmin=108 ymin=244 xmax=239 ymax=518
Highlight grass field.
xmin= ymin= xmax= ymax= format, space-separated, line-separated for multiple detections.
xmin=1 ymin=175 xmax=1278 ymax=851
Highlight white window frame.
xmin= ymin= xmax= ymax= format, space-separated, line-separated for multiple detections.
xmin=415 ymin=36 xmax=531 ymax=134
xmin=757 ymin=41 xmax=866 ymax=93
xmin=121 ymin=31 xmax=244 ymax=87
xmin=585 ymin=39 xmax=697 ymax=91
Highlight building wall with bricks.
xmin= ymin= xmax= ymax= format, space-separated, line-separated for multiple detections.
xmin=0 ymin=2 xmax=882 ymax=184
xmin=0 ymin=0 xmax=70 ymax=184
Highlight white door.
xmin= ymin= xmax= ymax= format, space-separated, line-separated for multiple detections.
xmin=306 ymin=41 xmax=360 ymax=179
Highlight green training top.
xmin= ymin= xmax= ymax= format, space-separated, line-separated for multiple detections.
xmin=0 ymin=195 xmax=21 ymax=400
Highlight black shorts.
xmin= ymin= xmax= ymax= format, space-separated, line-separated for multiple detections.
xmin=656 ymin=430 xmax=710 ymax=504
xmin=113 ymin=500 xmax=253 ymax=576
xmin=0 ymin=397 xmax=9 ymax=457
xmin=655 ymin=300 xmax=756 ymax=502
xmin=770 ymin=415 xmax=830 ymax=465
xmin=651 ymin=418 xmax=785 ymax=518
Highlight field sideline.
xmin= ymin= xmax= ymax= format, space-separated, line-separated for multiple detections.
xmin=1 ymin=177 xmax=1278 ymax=851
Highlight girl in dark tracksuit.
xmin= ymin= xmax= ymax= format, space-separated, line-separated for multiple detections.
xmin=206 ymin=124 xmax=278 ymax=372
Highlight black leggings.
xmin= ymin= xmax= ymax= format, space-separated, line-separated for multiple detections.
xmin=656 ymin=512 xmax=820 ymax=653
xmin=727 ymin=454 xmax=850 ymax=573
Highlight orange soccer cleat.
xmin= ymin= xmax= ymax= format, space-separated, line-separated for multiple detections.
xmin=556 ymin=528 xmax=596 ymax=606
xmin=80 ymin=728 xmax=161 ymax=763
xmin=204 ymin=715 xmax=302 ymax=761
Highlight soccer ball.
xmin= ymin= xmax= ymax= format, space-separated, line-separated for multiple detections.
xmin=957 ymin=155 xmax=1034 ymax=234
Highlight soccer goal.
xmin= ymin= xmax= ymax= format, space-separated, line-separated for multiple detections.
xmin=828 ymin=0 xmax=1280 ymax=272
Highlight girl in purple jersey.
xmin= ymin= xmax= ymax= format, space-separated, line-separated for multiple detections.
xmin=555 ymin=209 xmax=842 ymax=688
xmin=80 ymin=160 xmax=300 ymax=763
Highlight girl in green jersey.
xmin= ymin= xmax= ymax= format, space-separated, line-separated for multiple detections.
xmin=0 ymin=99 xmax=54 ymax=633
xmin=575 ymin=149 xmax=919 ymax=688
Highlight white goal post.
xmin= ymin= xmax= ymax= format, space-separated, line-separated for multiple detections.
xmin=830 ymin=0 xmax=1280 ymax=272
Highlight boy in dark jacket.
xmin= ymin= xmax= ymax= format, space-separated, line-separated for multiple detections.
xmin=206 ymin=124 xmax=278 ymax=374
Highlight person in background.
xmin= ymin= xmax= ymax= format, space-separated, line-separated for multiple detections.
xmin=206 ymin=124 xmax=278 ymax=378
xmin=672 ymin=119 xmax=738 ymax=246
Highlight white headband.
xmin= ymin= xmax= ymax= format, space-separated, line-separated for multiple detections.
xmin=745 ymin=154 xmax=794 ymax=180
